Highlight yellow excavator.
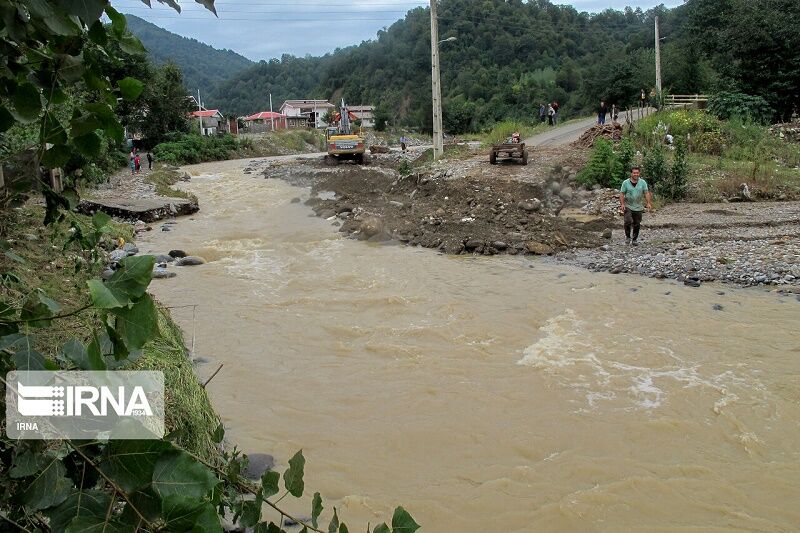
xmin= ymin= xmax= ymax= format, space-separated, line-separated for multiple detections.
xmin=325 ymin=100 xmax=367 ymax=164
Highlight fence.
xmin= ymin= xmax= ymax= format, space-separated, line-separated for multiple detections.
xmin=665 ymin=94 xmax=709 ymax=108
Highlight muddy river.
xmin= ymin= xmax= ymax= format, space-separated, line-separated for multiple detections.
xmin=141 ymin=159 xmax=800 ymax=532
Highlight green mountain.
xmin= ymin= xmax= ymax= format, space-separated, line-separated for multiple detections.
xmin=210 ymin=0 xmax=688 ymax=126
xmin=125 ymin=14 xmax=253 ymax=103
xmin=203 ymin=0 xmax=798 ymax=128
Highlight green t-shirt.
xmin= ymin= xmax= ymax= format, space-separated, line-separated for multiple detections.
xmin=620 ymin=178 xmax=649 ymax=212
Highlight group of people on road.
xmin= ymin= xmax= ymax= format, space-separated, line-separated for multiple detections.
xmin=538 ymin=102 xmax=560 ymax=126
xmin=597 ymin=100 xmax=619 ymax=125
xmin=129 ymin=148 xmax=153 ymax=175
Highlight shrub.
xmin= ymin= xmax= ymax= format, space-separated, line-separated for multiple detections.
xmin=577 ymin=138 xmax=620 ymax=188
xmin=660 ymin=139 xmax=688 ymax=200
xmin=615 ymin=137 xmax=636 ymax=186
xmin=643 ymin=143 xmax=669 ymax=191
xmin=708 ymin=92 xmax=774 ymax=124
xmin=485 ymin=120 xmax=531 ymax=145
xmin=153 ymin=134 xmax=239 ymax=165
xmin=691 ymin=131 xmax=726 ymax=155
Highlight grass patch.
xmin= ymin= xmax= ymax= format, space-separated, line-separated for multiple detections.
xmin=624 ymin=109 xmax=800 ymax=201
xmin=1 ymin=205 xmax=220 ymax=461
xmin=145 ymin=166 xmax=195 ymax=201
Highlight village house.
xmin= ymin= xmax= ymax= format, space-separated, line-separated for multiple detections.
xmin=190 ymin=109 xmax=228 ymax=136
xmin=348 ymin=105 xmax=376 ymax=128
xmin=243 ymin=111 xmax=288 ymax=132
xmin=279 ymin=100 xmax=335 ymax=129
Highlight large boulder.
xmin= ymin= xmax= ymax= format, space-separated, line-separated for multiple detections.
xmin=152 ymin=267 xmax=176 ymax=279
xmin=176 ymin=256 xmax=206 ymax=266
xmin=518 ymin=199 xmax=542 ymax=212
xmin=525 ymin=241 xmax=555 ymax=255
xmin=358 ymin=216 xmax=384 ymax=239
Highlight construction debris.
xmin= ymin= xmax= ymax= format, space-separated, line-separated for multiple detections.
xmin=572 ymin=122 xmax=624 ymax=148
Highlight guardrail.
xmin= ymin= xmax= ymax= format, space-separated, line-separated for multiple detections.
xmin=665 ymin=94 xmax=709 ymax=108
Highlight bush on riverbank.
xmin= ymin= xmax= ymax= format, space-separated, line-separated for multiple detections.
xmin=153 ymin=133 xmax=240 ymax=165
xmin=0 ymin=206 xmax=220 ymax=459
xmin=618 ymin=109 xmax=800 ymax=202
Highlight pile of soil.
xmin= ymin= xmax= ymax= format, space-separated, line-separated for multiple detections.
xmin=572 ymin=123 xmax=623 ymax=148
xmin=273 ymin=161 xmax=612 ymax=256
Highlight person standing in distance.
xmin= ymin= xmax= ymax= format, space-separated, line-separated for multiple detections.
xmin=619 ymin=166 xmax=653 ymax=245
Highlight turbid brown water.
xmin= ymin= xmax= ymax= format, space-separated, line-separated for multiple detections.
xmin=141 ymin=158 xmax=800 ymax=532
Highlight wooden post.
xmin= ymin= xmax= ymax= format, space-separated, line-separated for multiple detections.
xmin=0 ymin=165 xmax=4 ymax=190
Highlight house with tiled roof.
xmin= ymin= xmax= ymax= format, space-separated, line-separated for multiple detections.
xmin=279 ymin=100 xmax=335 ymax=129
xmin=190 ymin=109 xmax=227 ymax=135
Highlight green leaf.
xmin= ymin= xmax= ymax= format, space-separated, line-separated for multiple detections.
xmin=105 ymin=5 xmax=127 ymax=35
xmin=373 ymin=524 xmax=390 ymax=533
xmin=10 ymin=449 xmax=47 ymax=478
xmin=111 ymin=293 xmax=158 ymax=350
xmin=119 ymin=33 xmax=146 ymax=55
xmin=42 ymin=144 xmax=72 ymax=167
xmin=390 ymin=507 xmax=419 ymax=533
xmin=212 ymin=422 xmax=225 ymax=443
xmin=261 ymin=470 xmax=280 ymax=499
xmin=152 ymin=450 xmax=219 ymax=500
xmin=45 ymin=490 xmax=112 ymax=532
xmin=56 ymin=0 xmax=106 ymax=22
xmin=57 ymin=53 xmax=85 ymax=83
xmin=106 ymin=255 xmax=155 ymax=300
xmin=4 ymin=249 xmax=25 ymax=263
xmin=240 ymin=498 xmax=262 ymax=528
xmin=65 ymin=516 xmax=130 ymax=533
xmin=283 ymin=450 xmax=305 ymax=498
xmin=100 ymin=440 xmax=173 ymax=493
xmin=26 ymin=0 xmax=56 ymax=18
xmin=88 ymin=20 xmax=107 ymax=45
xmin=71 ymin=113 xmax=102 ymax=137
xmin=162 ymin=495 xmax=223 ymax=532
xmin=118 ymin=77 xmax=144 ymax=101
xmin=0 ymin=333 xmax=28 ymax=351
xmin=328 ymin=507 xmax=339 ymax=533
xmin=92 ymin=211 xmax=111 ymax=230
xmin=60 ymin=337 xmax=106 ymax=370
xmin=20 ymin=289 xmax=61 ymax=327
xmin=12 ymin=81 xmax=42 ymax=123
xmin=311 ymin=492 xmax=323 ymax=528
xmin=339 ymin=524 xmax=349 ymax=533
xmin=87 ymin=279 xmax=127 ymax=309
xmin=43 ymin=112 xmax=68 ymax=145
xmin=73 ymin=132 xmax=102 ymax=157
xmin=0 ymin=105 xmax=13 ymax=132
xmin=19 ymin=459 xmax=73 ymax=511
xmin=42 ymin=11 xmax=82 ymax=35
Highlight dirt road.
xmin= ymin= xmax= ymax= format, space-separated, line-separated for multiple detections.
xmin=525 ymin=108 xmax=657 ymax=147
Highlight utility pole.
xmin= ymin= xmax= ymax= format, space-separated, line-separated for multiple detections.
xmin=197 ymin=89 xmax=203 ymax=135
xmin=654 ymin=16 xmax=662 ymax=107
xmin=429 ymin=0 xmax=443 ymax=160
xmin=269 ymin=93 xmax=275 ymax=131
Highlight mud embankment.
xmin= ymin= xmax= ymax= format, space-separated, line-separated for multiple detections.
xmin=265 ymin=159 xmax=612 ymax=256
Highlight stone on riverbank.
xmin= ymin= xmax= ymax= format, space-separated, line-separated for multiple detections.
xmin=176 ymin=256 xmax=206 ymax=266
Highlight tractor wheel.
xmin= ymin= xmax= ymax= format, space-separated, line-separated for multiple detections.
xmin=490 ymin=151 xmax=497 ymax=165
xmin=522 ymin=150 xmax=529 ymax=165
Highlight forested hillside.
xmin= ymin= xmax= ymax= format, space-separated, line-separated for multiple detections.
xmin=126 ymin=14 xmax=253 ymax=100
xmin=206 ymin=0 xmax=797 ymax=131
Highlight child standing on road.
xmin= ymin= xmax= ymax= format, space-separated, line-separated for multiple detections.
xmin=134 ymin=154 xmax=141 ymax=174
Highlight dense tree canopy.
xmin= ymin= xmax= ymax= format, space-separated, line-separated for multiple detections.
xmin=202 ymin=0 xmax=798 ymax=129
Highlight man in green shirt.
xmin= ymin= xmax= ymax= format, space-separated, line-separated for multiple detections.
xmin=618 ymin=166 xmax=653 ymax=245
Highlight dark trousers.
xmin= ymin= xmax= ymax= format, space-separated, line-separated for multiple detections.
xmin=598 ymin=113 xmax=606 ymax=124
xmin=624 ymin=209 xmax=643 ymax=240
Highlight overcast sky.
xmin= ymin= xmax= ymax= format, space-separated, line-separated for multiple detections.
xmin=116 ymin=0 xmax=684 ymax=61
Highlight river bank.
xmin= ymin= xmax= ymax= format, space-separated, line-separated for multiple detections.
xmin=240 ymin=149 xmax=800 ymax=291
